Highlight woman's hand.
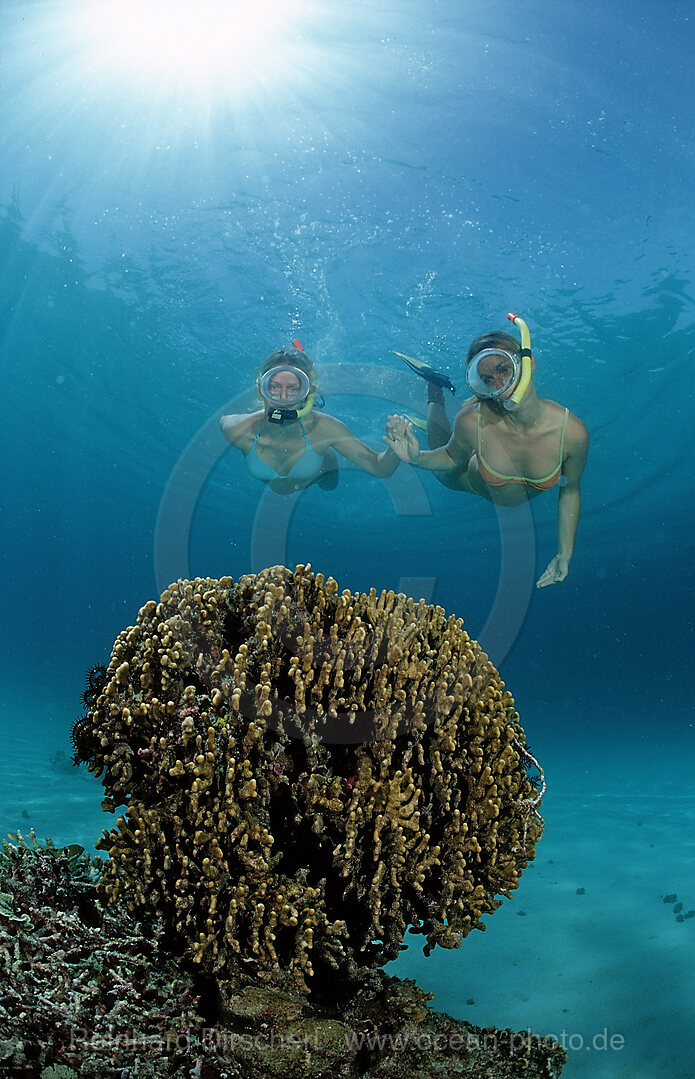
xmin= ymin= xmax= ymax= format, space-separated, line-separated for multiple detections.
xmin=384 ymin=415 xmax=421 ymax=462
xmin=536 ymin=555 xmax=569 ymax=588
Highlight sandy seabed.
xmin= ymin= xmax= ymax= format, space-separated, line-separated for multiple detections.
xmin=2 ymin=696 xmax=693 ymax=1079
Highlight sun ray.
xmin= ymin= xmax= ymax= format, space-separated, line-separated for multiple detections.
xmin=63 ymin=0 xmax=326 ymax=102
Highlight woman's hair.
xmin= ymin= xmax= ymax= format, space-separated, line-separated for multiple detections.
xmin=465 ymin=331 xmax=520 ymax=364
xmin=259 ymin=347 xmax=317 ymax=389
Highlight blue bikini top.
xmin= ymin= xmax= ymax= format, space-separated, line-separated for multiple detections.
xmin=244 ymin=417 xmax=325 ymax=482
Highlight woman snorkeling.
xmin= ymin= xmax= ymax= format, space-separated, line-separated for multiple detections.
xmin=384 ymin=315 xmax=589 ymax=588
xmin=221 ymin=343 xmax=400 ymax=494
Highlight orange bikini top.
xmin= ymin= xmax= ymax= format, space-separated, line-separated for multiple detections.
xmin=475 ymin=404 xmax=569 ymax=490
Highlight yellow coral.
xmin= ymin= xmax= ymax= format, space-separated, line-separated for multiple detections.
xmin=79 ymin=565 xmax=543 ymax=994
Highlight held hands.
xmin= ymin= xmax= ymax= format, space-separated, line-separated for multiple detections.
xmin=536 ymin=555 xmax=569 ymax=588
xmin=384 ymin=415 xmax=421 ymax=463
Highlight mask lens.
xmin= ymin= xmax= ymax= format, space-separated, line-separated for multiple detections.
xmin=259 ymin=366 xmax=311 ymax=407
xmin=465 ymin=349 xmax=518 ymax=399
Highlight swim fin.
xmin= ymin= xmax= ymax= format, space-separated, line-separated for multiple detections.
xmin=393 ymin=351 xmax=456 ymax=394
xmin=403 ymin=413 xmax=427 ymax=431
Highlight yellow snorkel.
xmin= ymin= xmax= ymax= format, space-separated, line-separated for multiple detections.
xmin=505 ymin=312 xmax=533 ymax=411
xmin=296 ymin=392 xmax=315 ymax=419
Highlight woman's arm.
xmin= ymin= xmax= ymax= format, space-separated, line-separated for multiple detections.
xmin=537 ymin=416 xmax=590 ymax=588
xmin=384 ymin=412 xmax=473 ymax=472
xmin=322 ymin=416 xmax=400 ymax=477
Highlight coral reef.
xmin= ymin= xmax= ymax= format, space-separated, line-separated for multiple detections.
xmin=76 ymin=564 xmax=544 ymax=997
xmin=0 ymin=831 xmax=204 ymax=1077
xmin=0 ymin=834 xmax=566 ymax=1078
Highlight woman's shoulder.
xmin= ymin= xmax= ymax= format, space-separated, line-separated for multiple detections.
xmin=221 ymin=409 xmax=263 ymax=426
xmin=305 ymin=411 xmax=347 ymax=436
xmin=541 ymin=399 xmax=589 ymax=447
xmin=220 ymin=409 xmax=263 ymax=445
xmin=452 ymin=401 xmax=479 ymax=446
xmin=458 ymin=395 xmax=479 ymax=412
xmin=538 ymin=396 xmax=567 ymax=416
xmin=566 ymin=410 xmax=589 ymax=450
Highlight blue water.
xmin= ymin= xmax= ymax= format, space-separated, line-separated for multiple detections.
xmin=2 ymin=1 xmax=694 ymax=1076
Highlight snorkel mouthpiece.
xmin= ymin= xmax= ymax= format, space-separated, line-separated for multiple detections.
xmin=504 ymin=312 xmax=533 ymax=411
xmin=267 ymin=407 xmax=297 ymax=424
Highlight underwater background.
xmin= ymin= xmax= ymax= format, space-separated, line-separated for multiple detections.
xmin=1 ymin=1 xmax=694 ymax=1076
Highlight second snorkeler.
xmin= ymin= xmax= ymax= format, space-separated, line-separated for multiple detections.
xmin=220 ymin=342 xmax=400 ymax=495
xmin=384 ymin=315 xmax=589 ymax=588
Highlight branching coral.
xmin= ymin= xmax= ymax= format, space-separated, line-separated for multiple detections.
xmin=0 ymin=831 xmax=205 ymax=1077
xmin=76 ymin=565 xmax=543 ymax=995
xmin=0 ymin=834 xmax=567 ymax=1079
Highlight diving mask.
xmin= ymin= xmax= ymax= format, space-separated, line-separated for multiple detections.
xmin=465 ymin=348 xmax=521 ymax=401
xmin=465 ymin=313 xmax=534 ymax=412
xmin=258 ymin=365 xmax=311 ymax=423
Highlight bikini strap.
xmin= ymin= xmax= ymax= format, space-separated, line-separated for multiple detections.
xmin=559 ymin=407 xmax=569 ymax=460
